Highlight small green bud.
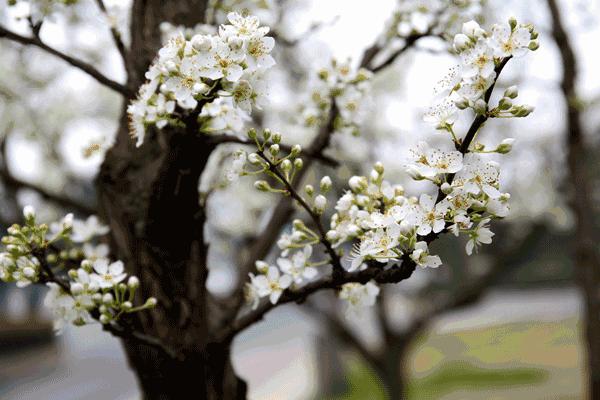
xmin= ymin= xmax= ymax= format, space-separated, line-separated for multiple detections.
xmin=272 ymin=132 xmax=282 ymax=144
xmin=304 ymin=184 xmax=315 ymax=196
xmin=504 ymin=85 xmax=518 ymax=99
xmin=262 ymin=128 xmax=271 ymax=141
xmin=498 ymin=97 xmax=512 ymax=110
xmin=255 ymin=260 xmax=269 ymax=273
xmin=247 ymin=128 xmax=257 ymax=140
xmin=496 ymin=138 xmax=515 ymax=154
xmin=269 ymin=144 xmax=280 ymax=157
xmin=292 ymin=219 xmax=306 ymax=230
xmin=281 ymin=159 xmax=292 ymax=172
xmin=320 ymin=176 xmax=332 ymax=193
xmin=528 ymin=40 xmax=539 ymax=51
xmin=508 ymin=16 xmax=518 ymax=31
xmin=145 ymin=297 xmax=158 ymax=307
xmin=455 ymin=97 xmax=470 ymax=110
xmin=294 ymin=158 xmax=304 ymax=170
xmin=290 ymin=144 xmax=302 ymax=156
xmin=373 ymin=162 xmax=384 ymax=175
xmin=254 ymin=180 xmax=271 ymax=191
xmin=473 ymin=99 xmax=487 ymax=115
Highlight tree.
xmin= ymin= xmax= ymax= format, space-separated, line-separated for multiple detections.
xmin=0 ymin=1 xmax=540 ymax=399
xmin=546 ymin=0 xmax=600 ymax=398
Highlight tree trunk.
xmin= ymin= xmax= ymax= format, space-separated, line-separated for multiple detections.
xmin=377 ymin=343 xmax=408 ymax=400
xmin=96 ymin=1 xmax=247 ymax=398
xmin=547 ymin=1 xmax=600 ymax=398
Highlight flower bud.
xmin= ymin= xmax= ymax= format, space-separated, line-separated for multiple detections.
xmin=440 ymin=182 xmax=453 ymax=194
xmin=128 ymin=276 xmax=140 ymax=289
xmin=496 ymin=138 xmax=515 ymax=154
xmin=193 ymin=82 xmax=209 ymax=94
xmin=293 ymin=158 xmax=303 ymax=170
xmin=262 ymin=128 xmax=271 ymax=141
xmin=247 ymin=153 xmax=261 ymax=165
xmin=453 ymin=33 xmax=471 ymax=51
xmin=504 ymin=85 xmax=518 ymax=99
xmin=165 ymin=60 xmax=177 ymax=73
xmin=406 ymin=166 xmax=424 ymax=181
xmin=247 ymin=128 xmax=257 ymax=140
xmin=473 ymin=99 xmax=487 ymax=115
xmin=454 ymin=96 xmax=470 ymax=110
xmin=528 ymin=40 xmax=539 ymax=51
xmin=269 ymin=144 xmax=280 ymax=157
xmin=462 ymin=20 xmax=485 ymax=38
xmin=103 ymin=293 xmax=114 ymax=304
xmin=290 ymin=144 xmax=302 ymax=156
xmin=23 ymin=205 xmax=36 ymax=221
xmin=254 ymin=180 xmax=271 ymax=192
xmin=191 ymin=35 xmax=211 ymax=51
xmin=23 ymin=266 xmax=36 ymax=278
xmin=122 ymin=301 xmax=133 ymax=311
xmin=400 ymin=220 xmax=414 ymax=235
xmin=71 ymin=282 xmax=84 ymax=295
xmin=99 ymin=314 xmax=110 ymax=324
xmin=373 ymin=162 xmax=384 ymax=175
xmin=271 ymin=132 xmax=282 ymax=144
xmin=326 ymin=230 xmax=339 ymax=242
xmin=314 ymin=195 xmax=327 ymax=214
xmin=281 ymin=159 xmax=292 ymax=173
xmin=498 ymin=97 xmax=512 ymax=110
xmin=370 ymin=169 xmax=379 ymax=181
xmin=348 ymin=176 xmax=367 ymax=192
xmin=255 ymin=260 xmax=269 ymax=273
xmin=304 ymin=184 xmax=314 ymax=196
xmin=81 ymin=260 xmax=93 ymax=272
xmin=508 ymin=16 xmax=518 ymax=31
xmin=146 ymin=297 xmax=158 ymax=307
xmin=320 ymin=176 xmax=332 ymax=193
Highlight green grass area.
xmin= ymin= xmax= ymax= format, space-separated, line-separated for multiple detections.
xmin=322 ymin=318 xmax=583 ymax=400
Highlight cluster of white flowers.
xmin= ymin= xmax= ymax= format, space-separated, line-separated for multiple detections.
xmin=240 ymin=18 xmax=537 ymax=318
xmin=300 ymin=60 xmax=372 ymax=137
xmin=128 ymin=12 xmax=276 ymax=147
xmin=387 ymin=0 xmax=483 ymax=40
xmin=339 ymin=281 xmax=380 ymax=318
xmin=4 ymin=0 xmax=77 ymax=23
xmin=425 ymin=19 xmax=538 ymax=131
xmin=0 ymin=206 xmax=155 ymax=333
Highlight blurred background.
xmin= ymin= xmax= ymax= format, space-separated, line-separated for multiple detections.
xmin=0 ymin=0 xmax=599 ymax=399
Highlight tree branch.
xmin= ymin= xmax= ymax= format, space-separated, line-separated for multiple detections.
xmin=0 ymin=169 xmax=95 ymax=216
xmin=220 ymin=256 xmax=417 ymax=342
xmin=257 ymin=149 xmax=344 ymax=275
xmin=0 ymin=25 xmax=131 ymax=97
xmin=94 ymin=0 xmax=129 ymax=67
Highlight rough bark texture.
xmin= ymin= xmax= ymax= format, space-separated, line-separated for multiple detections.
xmin=96 ymin=1 xmax=247 ymax=399
xmin=547 ymin=1 xmax=600 ymax=398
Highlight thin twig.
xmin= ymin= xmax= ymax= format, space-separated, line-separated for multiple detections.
xmin=0 ymin=25 xmax=131 ymax=97
xmin=220 ymin=256 xmax=417 ymax=342
xmin=258 ymin=150 xmax=344 ymax=275
xmin=94 ymin=0 xmax=129 ymax=66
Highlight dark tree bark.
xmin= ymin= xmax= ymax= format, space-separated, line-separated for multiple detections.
xmin=96 ymin=1 xmax=247 ymax=399
xmin=547 ymin=1 xmax=600 ymax=398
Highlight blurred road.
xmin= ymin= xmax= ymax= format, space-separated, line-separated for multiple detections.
xmin=0 ymin=286 xmax=582 ymax=400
